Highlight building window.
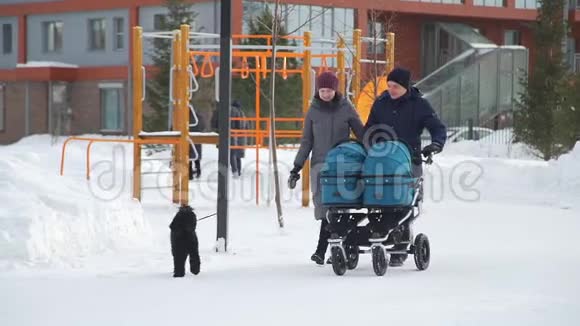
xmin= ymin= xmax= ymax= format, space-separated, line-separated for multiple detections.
xmin=504 ymin=30 xmax=521 ymax=45
xmin=0 ymin=84 xmax=4 ymax=132
xmin=368 ymin=21 xmax=386 ymax=54
xmin=2 ymin=24 xmax=12 ymax=55
xmin=43 ymin=21 xmax=63 ymax=53
xmin=154 ymin=14 xmax=166 ymax=30
xmin=113 ymin=17 xmax=124 ymax=50
xmin=88 ymin=18 xmax=106 ymax=51
xmin=515 ymin=0 xmax=538 ymax=9
xmin=473 ymin=0 xmax=506 ymax=7
xmin=100 ymin=84 xmax=124 ymax=132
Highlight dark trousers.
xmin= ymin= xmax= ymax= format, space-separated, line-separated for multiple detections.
xmin=188 ymin=160 xmax=201 ymax=179
xmin=315 ymin=219 xmax=330 ymax=256
xmin=230 ymin=153 xmax=242 ymax=175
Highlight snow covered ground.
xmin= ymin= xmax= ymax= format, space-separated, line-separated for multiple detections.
xmin=1 ymin=135 xmax=579 ymax=325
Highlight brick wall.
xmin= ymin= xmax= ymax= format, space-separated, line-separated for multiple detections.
xmin=0 ymin=80 xmax=133 ymax=144
xmin=0 ymin=82 xmax=26 ymax=144
xmin=29 ymin=82 xmax=48 ymax=135
xmin=0 ymin=82 xmax=49 ymax=144
xmin=70 ymin=81 xmax=101 ymax=135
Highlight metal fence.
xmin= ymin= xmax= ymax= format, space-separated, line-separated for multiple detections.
xmin=421 ymin=111 xmax=515 ymax=148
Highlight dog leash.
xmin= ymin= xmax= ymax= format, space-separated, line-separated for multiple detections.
xmin=198 ymin=212 xmax=217 ymax=222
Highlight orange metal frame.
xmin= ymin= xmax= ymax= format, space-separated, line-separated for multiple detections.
xmin=59 ymin=26 xmax=395 ymax=208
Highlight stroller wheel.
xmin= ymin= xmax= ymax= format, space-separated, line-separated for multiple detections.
xmin=330 ymin=246 xmax=347 ymax=276
xmin=413 ymin=233 xmax=430 ymax=271
xmin=371 ymin=246 xmax=388 ymax=276
xmin=346 ymin=245 xmax=359 ymax=270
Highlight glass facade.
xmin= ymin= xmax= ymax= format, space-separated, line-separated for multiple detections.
xmin=417 ymin=47 xmax=527 ymax=127
xmin=242 ymin=1 xmax=354 ymax=67
xmin=243 ymin=2 xmax=354 ymax=37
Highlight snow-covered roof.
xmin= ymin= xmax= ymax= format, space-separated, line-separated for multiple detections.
xmin=16 ymin=61 xmax=79 ymax=68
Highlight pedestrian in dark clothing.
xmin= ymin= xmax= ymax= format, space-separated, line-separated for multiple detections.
xmin=364 ymin=67 xmax=447 ymax=266
xmin=287 ymin=71 xmax=365 ymax=265
xmin=230 ymin=100 xmax=247 ymax=178
xmin=188 ymin=110 xmax=205 ymax=180
xmin=210 ymin=100 xmax=248 ymax=178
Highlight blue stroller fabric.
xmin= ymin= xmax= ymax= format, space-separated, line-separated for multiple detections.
xmin=362 ymin=141 xmax=417 ymax=207
xmin=320 ymin=140 xmax=367 ymax=207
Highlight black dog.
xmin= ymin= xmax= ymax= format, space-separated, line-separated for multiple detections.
xmin=170 ymin=205 xmax=201 ymax=277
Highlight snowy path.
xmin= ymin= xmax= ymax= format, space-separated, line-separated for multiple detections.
xmin=1 ymin=136 xmax=579 ymax=325
xmin=2 ymin=200 xmax=579 ymax=326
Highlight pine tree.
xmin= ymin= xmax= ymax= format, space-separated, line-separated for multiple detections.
xmin=145 ymin=0 xmax=197 ymax=131
xmin=515 ymin=0 xmax=570 ymax=160
xmin=232 ymin=7 xmax=303 ymax=144
xmin=557 ymin=73 xmax=580 ymax=148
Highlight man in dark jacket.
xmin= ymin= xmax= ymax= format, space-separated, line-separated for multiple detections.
xmin=364 ymin=67 xmax=447 ymax=267
xmin=365 ymin=67 xmax=446 ymax=175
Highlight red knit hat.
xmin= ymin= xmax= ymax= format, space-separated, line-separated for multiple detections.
xmin=316 ymin=71 xmax=339 ymax=91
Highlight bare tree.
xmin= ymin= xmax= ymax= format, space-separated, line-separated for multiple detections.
xmin=269 ymin=0 xmax=284 ymax=228
xmin=360 ymin=10 xmax=397 ymax=101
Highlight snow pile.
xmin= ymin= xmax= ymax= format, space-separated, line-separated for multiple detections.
xmin=0 ymin=135 xmax=152 ymax=268
xmin=0 ymin=134 xmax=578 ymax=269
xmin=443 ymin=141 xmax=536 ymax=160
xmin=551 ymin=141 xmax=580 ymax=198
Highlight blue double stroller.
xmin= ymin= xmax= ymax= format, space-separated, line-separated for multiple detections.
xmin=320 ymin=139 xmax=433 ymax=276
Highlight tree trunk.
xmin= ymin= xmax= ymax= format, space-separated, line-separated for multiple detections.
xmin=269 ymin=0 xmax=284 ymax=228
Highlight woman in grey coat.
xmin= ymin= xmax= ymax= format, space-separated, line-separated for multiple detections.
xmin=288 ymin=71 xmax=365 ymax=265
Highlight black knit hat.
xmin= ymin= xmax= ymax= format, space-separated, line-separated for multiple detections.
xmin=316 ymin=71 xmax=339 ymax=91
xmin=387 ymin=67 xmax=411 ymax=89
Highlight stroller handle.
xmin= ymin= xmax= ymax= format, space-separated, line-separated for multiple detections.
xmin=331 ymin=138 xmax=367 ymax=151
xmin=422 ymin=153 xmax=435 ymax=165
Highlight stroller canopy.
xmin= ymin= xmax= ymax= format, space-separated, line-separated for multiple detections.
xmin=321 ymin=140 xmax=367 ymax=177
xmin=363 ymin=141 xmax=413 ymax=177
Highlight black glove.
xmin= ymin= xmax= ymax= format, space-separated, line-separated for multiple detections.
xmin=287 ymin=166 xmax=301 ymax=189
xmin=421 ymin=143 xmax=442 ymax=158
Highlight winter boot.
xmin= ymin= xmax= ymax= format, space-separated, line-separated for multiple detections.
xmin=188 ymin=161 xmax=194 ymax=180
xmin=389 ymin=255 xmax=405 ymax=267
xmin=311 ymin=252 xmax=325 ymax=265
